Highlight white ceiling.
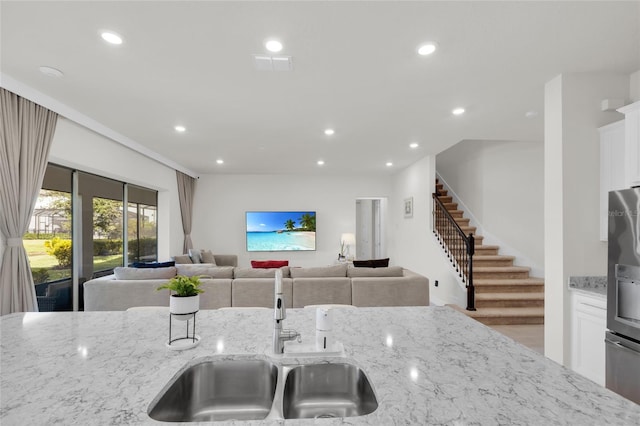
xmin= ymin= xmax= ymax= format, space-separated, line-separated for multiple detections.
xmin=1 ymin=1 xmax=639 ymax=176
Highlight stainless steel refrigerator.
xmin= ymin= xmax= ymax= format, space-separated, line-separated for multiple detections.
xmin=606 ymin=188 xmax=640 ymax=404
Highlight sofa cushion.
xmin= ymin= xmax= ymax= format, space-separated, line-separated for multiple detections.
xmin=131 ymin=260 xmax=175 ymax=268
xmin=173 ymin=255 xmax=193 ymax=264
xmin=234 ymin=267 xmax=290 ymax=279
xmin=251 ymin=260 xmax=289 ymax=268
xmin=347 ymin=266 xmax=403 ymax=277
xmin=113 ymin=266 xmax=177 ymax=280
xmin=201 ymin=250 xmax=217 ymax=265
xmin=289 ymin=264 xmax=347 ymax=278
xmin=175 ymin=264 xmax=234 ymax=279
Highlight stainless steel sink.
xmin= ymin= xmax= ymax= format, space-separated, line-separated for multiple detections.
xmin=147 ymin=358 xmax=278 ymax=422
xmin=282 ymin=363 xmax=378 ymax=419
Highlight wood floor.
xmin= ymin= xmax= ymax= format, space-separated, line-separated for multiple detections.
xmin=488 ymin=324 xmax=544 ymax=355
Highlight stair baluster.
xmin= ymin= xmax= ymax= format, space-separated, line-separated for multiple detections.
xmin=432 ymin=193 xmax=476 ymax=311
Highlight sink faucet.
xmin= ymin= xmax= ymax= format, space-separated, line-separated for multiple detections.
xmin=273 ymin=269 xmax=300 ymax=354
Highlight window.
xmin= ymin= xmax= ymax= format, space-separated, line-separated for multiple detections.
xmin=24 ymin=163 xmax=159 ymax=311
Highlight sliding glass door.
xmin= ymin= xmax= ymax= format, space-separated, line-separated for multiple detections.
xmin=24 ymin=163 xmax=159 ymax=311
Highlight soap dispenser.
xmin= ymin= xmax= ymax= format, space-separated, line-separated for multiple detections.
xmin=315 ymin=307 xmax=333 ymax=351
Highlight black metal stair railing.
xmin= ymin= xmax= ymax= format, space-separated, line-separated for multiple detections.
xmin=432 ymin=192 xmax=476 ymax=311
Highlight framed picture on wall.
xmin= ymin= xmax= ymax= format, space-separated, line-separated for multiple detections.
xmin=404 ymin=197 xmax=413 ymax=218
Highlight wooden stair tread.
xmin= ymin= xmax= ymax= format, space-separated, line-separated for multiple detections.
xmin=475 ymin=292 xmax=544 ymax=301
xmin=473 ymin=255 xmax=515 ymax=261
xmin=474 ymin=277 xmax=544 ymax=285
xmin=475 ymin=245 xmax=499 ymax=250
xmin=473 ymin=266 xmax=530 ymax=272
xmin=466 ymin=307 xmax=544 ymax=317
xmin=448 ymin=305 xmax=544 ymax=317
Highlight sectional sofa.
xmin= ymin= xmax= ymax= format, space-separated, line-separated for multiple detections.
xmin=83 ymin=256 xmax=429 ymax=311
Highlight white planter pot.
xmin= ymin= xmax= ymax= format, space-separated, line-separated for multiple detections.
xmin=169 ymin=294 xmax=200 ymax=320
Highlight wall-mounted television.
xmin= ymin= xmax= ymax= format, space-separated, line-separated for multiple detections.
xmin=246 ymin=211 xmax=316 ymax=252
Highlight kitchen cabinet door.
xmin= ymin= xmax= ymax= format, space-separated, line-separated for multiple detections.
xmin=599 ymin=120 xmax=625 ymax=241
xmin=619 ymin=101 xmax=640 ymax=188
xmin=571 ymin=292 xmax=607 ymax=386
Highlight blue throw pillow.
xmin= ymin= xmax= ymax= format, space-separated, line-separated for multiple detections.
xmin=131 ymin=261 xmax=175 ymax=269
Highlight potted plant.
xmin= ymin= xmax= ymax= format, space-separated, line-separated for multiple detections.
xmin=157 ymin=275 xmax=203 ymax=319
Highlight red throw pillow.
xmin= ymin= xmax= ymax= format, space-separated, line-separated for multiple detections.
xmin=251 ymin=260 xmax=289 ymax=269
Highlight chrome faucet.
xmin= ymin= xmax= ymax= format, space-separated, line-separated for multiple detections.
xmin=273 ymin=269 xmax=300 ymax=354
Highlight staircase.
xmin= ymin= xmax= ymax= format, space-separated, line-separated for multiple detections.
xmin=435 ymin=181 xmax=545 ymax=325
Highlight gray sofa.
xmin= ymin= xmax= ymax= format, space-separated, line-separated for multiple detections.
xmin=83 ymin=257 xmax=429 ymax=311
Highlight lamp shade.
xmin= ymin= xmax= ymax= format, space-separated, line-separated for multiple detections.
xmin=341 ymin=233 xmax=356 ymax=246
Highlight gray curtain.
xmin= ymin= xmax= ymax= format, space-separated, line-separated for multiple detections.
xmin=0 ymin=88 xmax=58 ymax=315
xmin=176 ymin=171 xmax=196 ymax=254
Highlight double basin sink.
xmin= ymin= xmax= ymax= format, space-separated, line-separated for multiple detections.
xmin=147 ymin=357 xmax=378 ymax=422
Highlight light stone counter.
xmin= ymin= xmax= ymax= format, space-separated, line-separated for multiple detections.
xmin=568 ymin=276 xmax=607 ymax=297
xmin=2 ymin=307 xmax=639 ymax=425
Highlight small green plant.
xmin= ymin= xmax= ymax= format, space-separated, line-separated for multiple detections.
xmin=44 ymin=237 xmax=72 ymax=267
xmin=157 ymin=275 xmax=203 ymax=297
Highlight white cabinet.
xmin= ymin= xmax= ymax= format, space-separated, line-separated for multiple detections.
xmin=599 ymin=120 xmax=625 ymax=241
xmin=570 ymin=291 xmax=607 ymax=386
xmin=619 ymin=101 xmax=640 ymax=188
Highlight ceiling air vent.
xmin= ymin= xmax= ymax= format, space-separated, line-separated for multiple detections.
xmin=253 ymin=55 xmax=293 ymax=72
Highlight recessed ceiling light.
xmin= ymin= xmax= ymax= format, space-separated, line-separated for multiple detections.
xmin=265 ymin=40 xmax=283 ymax=53
xmin=324 ymin=129 xmax=335 ymax=136
xmin=101 ymin=31 xmax=123 ymax=45
xmin=174 ymin=125 xmax=186 ymax=132
xmin=317 ymin=160 xmax=325 ymax=166
xmin=525 ymin=110 xmax=539 ymax=118
xmin=216 ymin=159 xmax=224 ymax=165
xmin=39 ymin=66 xmax=64 ymax=78
xmin=417 ymin=42 xmax=437 ymax=56
xmin=409 ymin=142 xmax=419 ymax=149
xmin=386 ymin=162 xmax=393 ymax=167
xmin=452 ymin=108 xmax=465 ymax=116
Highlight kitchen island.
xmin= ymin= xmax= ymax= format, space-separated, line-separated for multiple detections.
xmin=1 ymin=306 xmax=639 ymax=425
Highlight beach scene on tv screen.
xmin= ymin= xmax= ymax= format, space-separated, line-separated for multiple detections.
xmin=246 ymin=211 xmax=316 ymax=251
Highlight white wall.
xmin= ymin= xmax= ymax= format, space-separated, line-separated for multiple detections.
xmin=192 ymin=161 xmax=464 ymax=305
xmin=544 ymin=72 xmax=630 ymax=365
xmin=390 ymin=156 xmax=464 ymax=306
xmin=436 ymin=139 xmax=544 ymax=274
xmin=191 ymin=174 xmax=391 ymax=267
xmin=48 ymin=118 xmax=184 ymax=260
xmin=631 ymin=70 xmax=640 ymax=102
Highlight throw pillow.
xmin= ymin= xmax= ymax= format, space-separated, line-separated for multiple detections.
xmin=131 ymin=260 xmax=175 ymax=269
xmin=201 ymin=250 xmax=217 ymax=265
xmin=352 ymin=258 xmax=390 ymax=268
xmin=188 ymin=249 xmax=203 ymax=263
xmin=347 ymin=266 xmax=403 ymax=277
xmin=173 ymin=255 xmax=193 ymax=264
xmin=251 ymin=260 xmax=289 ymax=268
xmin=371 ymin=258 xmax=390 ymax=268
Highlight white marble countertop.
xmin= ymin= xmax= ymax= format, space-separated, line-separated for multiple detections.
xmin=2 ymin=306 xmax=639 ymax=425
